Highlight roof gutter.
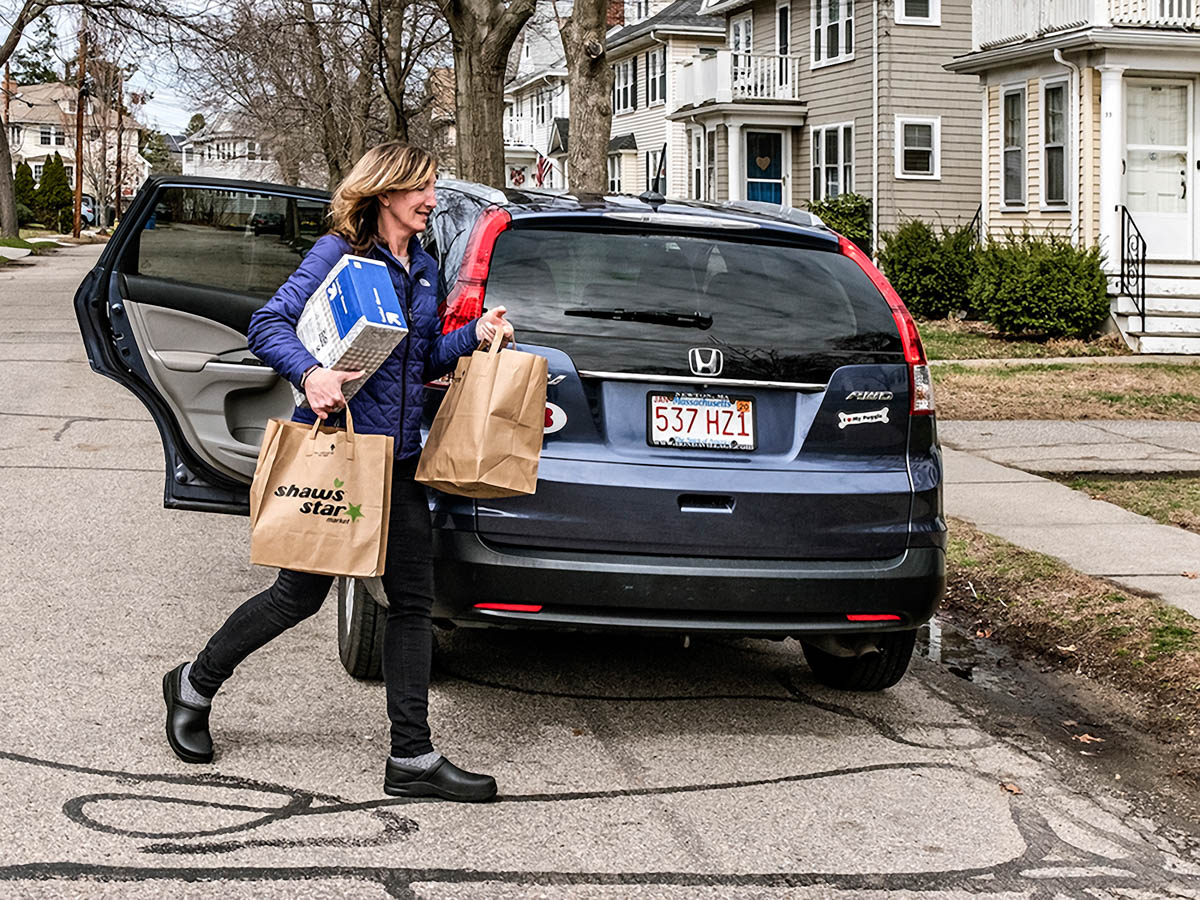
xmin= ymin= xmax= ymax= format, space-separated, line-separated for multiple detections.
xmin=946 ymin=26 xmax=1200 ymax=75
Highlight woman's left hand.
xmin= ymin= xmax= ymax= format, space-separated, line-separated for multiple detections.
xmin=477 ymin=305 xmax=515 ymax=345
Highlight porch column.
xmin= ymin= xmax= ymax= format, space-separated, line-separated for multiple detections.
xmin=1098 ymin=65 xmax=1126 ymax=263
xmin=727 ymin=122 xmax=743 ymax=201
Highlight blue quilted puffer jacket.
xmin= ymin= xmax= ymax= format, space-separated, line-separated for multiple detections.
xmin=246 ymin=232 xmax=479 ymax=459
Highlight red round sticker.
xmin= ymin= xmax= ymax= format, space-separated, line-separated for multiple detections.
xmin=544 ymin=402 xmax=567 ymax=435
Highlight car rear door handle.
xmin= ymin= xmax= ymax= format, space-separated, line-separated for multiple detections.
xmin=678 ymin=493 xmax=735 ymax=513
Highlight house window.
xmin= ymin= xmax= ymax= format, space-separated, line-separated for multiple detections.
xmin=612 ymin=59 xmax=638 ymax=114
xmin=8 ymin=124 xmax=20 ymax=146
xmin=247 ymin=141 xmax=258 ymax=161
xmin=813 ymin=0 xmax=854 ymax=67
xmin=812 ymin=123 xmax=854 ymax=199
xmin=777 ymin=3 xmax=791 ymax=86
xmin=42 ymin=125 xmax=66 ymax=146
xmin=40 ymin=126 xmax=51 ymax=145
xmin=33 ymin=164 xmax=43 ymax=182
xmin=628 ymin=0 xmax=649 ymax=22
xmin=608 ymin=154 xmax=622 ymax=192
xmin=896 ymin=0 xmax=940 ymax=25
xmin=536 ymin=88 xmax=554 ymax=125
xmin=896 ymin=116 xmax=940 ymax=178
xmin=1042 ymin=81 xmax=1067 ymax=206
xmin=646 ymin=148 xmax=666 ymax=193
xmin=706 ymin=129 xmax=717 ymax=199
xmin=647 ymin=47 xmax=666 ymax=105
xmin=1002 ymin=87 xmax=1026 ymax=206
xmin=63 ymin=165 xmax=73 ymax=182
xmin=730 ymin=13 xmax=753 ymax=77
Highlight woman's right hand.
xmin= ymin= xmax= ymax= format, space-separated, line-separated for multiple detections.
xmin=304 ymin=367 xmax=365 ymax=420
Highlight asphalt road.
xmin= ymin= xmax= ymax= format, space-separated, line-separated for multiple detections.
xmin=1 ymin=244 xmax=1199 ymax=898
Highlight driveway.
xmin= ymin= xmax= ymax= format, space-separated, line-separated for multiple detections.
xmin=0 ymin=247 xmax=1197 ymax=897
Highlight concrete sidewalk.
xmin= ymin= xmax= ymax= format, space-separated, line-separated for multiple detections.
xmin=941 ymin=420 xmax=1200 ymax=617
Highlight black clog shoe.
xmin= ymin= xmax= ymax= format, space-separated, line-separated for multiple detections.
xmin=162 ymin=663 xmax=214 ymax=764
xmin=384 ymin=756 xmax=497 ymax=802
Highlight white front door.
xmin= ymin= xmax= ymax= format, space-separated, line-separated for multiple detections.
xmin=1125 ymin=80 xmax=1192 ymax=259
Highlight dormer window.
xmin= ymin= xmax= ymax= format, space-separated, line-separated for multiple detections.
xmin=627 ymin=0 xmax=649 ymax=22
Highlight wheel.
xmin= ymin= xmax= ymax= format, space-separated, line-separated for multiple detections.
xmin=337 ymin=577 xmax=386 ymax=680
xmin=802 ymin=629 xmax=917 ymax=691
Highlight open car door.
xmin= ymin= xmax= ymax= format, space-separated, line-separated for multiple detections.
xmin=74 ymin=176 xmax=331 ymax=513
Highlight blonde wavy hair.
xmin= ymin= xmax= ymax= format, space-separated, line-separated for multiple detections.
xmin=328 ymin=142 xmax=438 ymax=253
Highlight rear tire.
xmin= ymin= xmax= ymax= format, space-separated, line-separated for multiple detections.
xmin=338 ymin=577 xmax=386 ymax=680
xmin=802 ymin=629 xmax=917 ymax=691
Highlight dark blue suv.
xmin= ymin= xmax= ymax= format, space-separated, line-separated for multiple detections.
xmin=75 ymin=176 xmax=944 ymax=693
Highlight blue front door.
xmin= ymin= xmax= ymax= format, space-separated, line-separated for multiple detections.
xmin=746 ymin=131 xmax=784 ymax=204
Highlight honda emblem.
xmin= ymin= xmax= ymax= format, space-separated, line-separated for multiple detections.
xmin=688 ymin=347 xmax=723 ymax=377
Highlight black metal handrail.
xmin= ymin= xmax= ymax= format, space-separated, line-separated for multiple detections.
xmin=1120 ymin=205 xmax=1147 ymax=320
xmin=969 ymin=203 xmax=982 ymax=246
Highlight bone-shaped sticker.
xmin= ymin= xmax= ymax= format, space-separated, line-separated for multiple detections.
xmin=838 ymin=407 xmax=890 ymax=429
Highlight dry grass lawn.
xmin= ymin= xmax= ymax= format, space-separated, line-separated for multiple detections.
xmin=935 ymin=362 xmax=1200 ymax=420
xmin=946 ymin=517 xmax=1200 ymax=736
xmin=1052 ymin=474 xmax=1200 ymax=533
xmin=920 ymin=318 xmax=1129 ymax=361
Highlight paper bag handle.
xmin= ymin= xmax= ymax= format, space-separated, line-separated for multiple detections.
xmin=304 ymin=406 xmax=356 ymax=460
xmin=482 ymin=333 xmax=515 ymax=356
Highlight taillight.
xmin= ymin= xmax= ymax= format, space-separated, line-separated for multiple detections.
xmin=838 ymin=235 xmax=935 ymax=416
xmin=440 ymin=206 xmax=512 ymax=334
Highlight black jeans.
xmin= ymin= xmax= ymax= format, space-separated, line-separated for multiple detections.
xmin=190 ymin=460 xmax=436 ymax=757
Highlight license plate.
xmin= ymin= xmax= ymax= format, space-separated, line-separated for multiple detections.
xmin=647 ymin=392 xmax=756 ymax=451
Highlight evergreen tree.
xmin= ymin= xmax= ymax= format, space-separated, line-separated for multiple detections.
xmin=185 ymin=114 xmax=206 ymax=136
xmin=10 ymin=15 xmax=60 ymax=84
xmin=35 ymin=153 xmax=72 ymax=229
xmin=140 ymin=130 xmax=178 ymax=173
xmin=13 ymin=162 xmax=36 ymax=210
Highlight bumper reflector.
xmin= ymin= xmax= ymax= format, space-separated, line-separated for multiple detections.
xmin=474 ymin=603 xmax=543 ymax=613
xmin=846 ymin=614 xmax=902 ymax=622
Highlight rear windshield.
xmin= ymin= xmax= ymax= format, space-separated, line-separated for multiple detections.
xmin=484 ymin=227 xmax=902 ymax=383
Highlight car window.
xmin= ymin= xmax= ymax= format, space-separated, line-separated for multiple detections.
xmin=484 ymin=228 xmax=902 ymax=383
xmin=135 ymin=187 xmax=329 ymax=299
xmin=428 ymin=188 xmax=490 ymax=299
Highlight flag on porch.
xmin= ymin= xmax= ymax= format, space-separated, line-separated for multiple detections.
xmin=535 ymin=153 xmax=553 ymax=187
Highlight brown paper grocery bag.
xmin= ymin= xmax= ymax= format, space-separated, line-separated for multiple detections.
xmin=416 ymin=338 xmax=548 ymax=498
xmin=249 ymin=408 xmax=394 ymax=576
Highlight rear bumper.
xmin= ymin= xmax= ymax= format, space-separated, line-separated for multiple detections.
xmin=432 ymin=532 xmax=945 ymax=635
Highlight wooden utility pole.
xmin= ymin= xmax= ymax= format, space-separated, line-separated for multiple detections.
xmin=72 ymin=17 xmax=87 ymax=238
xmin=114 ymin=74 xmax=124 ymax=223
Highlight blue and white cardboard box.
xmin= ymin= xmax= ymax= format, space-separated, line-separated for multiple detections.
xmin=292 ymin=254 xmax=408 ymax=407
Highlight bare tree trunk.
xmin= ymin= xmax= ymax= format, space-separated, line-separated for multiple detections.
xmin=450 ymin=40 xmax=507 ymax=186
xmin=301 ymin=0 xmax=346 ymax=186
xmin=0 ymin=115 xmax=18 ymax=237
xmin=559 ymin=0 xmax=611 ymax=195
xmin=444 ymin=0 xmax=535 ymax=187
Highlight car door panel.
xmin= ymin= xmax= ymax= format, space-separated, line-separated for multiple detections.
xmin=74 ymin=176 xmax=331 ymax=513
xmin=121 ymin=300 xmax=292 ymax=479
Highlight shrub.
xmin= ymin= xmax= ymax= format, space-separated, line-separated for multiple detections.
xmin=15 ymin=203 xmax=34 ymax=227
xmin=807 ymin=192 xmax=872 ymax=254
xmin=877 ymin=220 xmax=979 ymax=319
xmin=969 ymin=231 xmax=1109 ymax=338
xmin=35 ymin=152 xmax=73 ymax=231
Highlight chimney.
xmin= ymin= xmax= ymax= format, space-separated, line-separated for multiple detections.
xmin=607 ymin=0 xmax=624 ymax=27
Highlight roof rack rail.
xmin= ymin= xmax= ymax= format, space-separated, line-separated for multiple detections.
xmin=719 ymin=200 xmax=825 ymax=229
xmin=435 ymin=178 xmax=508 ymax=205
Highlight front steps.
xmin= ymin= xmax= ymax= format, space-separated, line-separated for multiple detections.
xmin=1112 ymin=260 xmax=1200 ymax=353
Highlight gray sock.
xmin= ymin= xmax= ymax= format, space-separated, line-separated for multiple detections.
xmin=179 ymin=662 xmax=211 ymax=707
xmin=390 ymin=751 xmax=441 ymax=770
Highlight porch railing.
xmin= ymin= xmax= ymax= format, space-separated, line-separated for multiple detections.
xmin=972 ymin=0 xmax=1200 ymax=50
xmin=503 ymin=115 xmax=534 ymax=147
xmin=1120 ymin=205 xmax=1148 ymax=319
xmin=676 ymin=50 xmax=803 ymax=110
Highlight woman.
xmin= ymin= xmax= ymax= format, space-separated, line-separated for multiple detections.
xmin=161 ymin=142 xmax=510 ymax=803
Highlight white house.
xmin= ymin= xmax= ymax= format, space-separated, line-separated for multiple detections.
xmin=948 ymin=0 xmax=1200 ymax=353
xmin=6 ymin=81 xmax=150 ymax=215
xmin=504 ymin=8 xmax=571 ymax=190
xmin=180 ymin=117 xmax=283 ymax=183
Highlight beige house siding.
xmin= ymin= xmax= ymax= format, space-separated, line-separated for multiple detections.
xmin=986 ymin=77 xmax=1072 ymax=241
xmin=878 ymin=0 xmax=980 ymax=236
xmin=610 ymin=37 xmax=716 ymax=196
xmin=791 ymin=0 xmax=875 ymax=204
xmin=1088 ymin=67 xmax=1101 ymax=246
xmin=716 ymin=125 xmax=729 ymax=199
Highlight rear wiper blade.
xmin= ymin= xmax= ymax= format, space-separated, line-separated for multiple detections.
xmin=564 ymin=307 xmax=713 ymax=329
